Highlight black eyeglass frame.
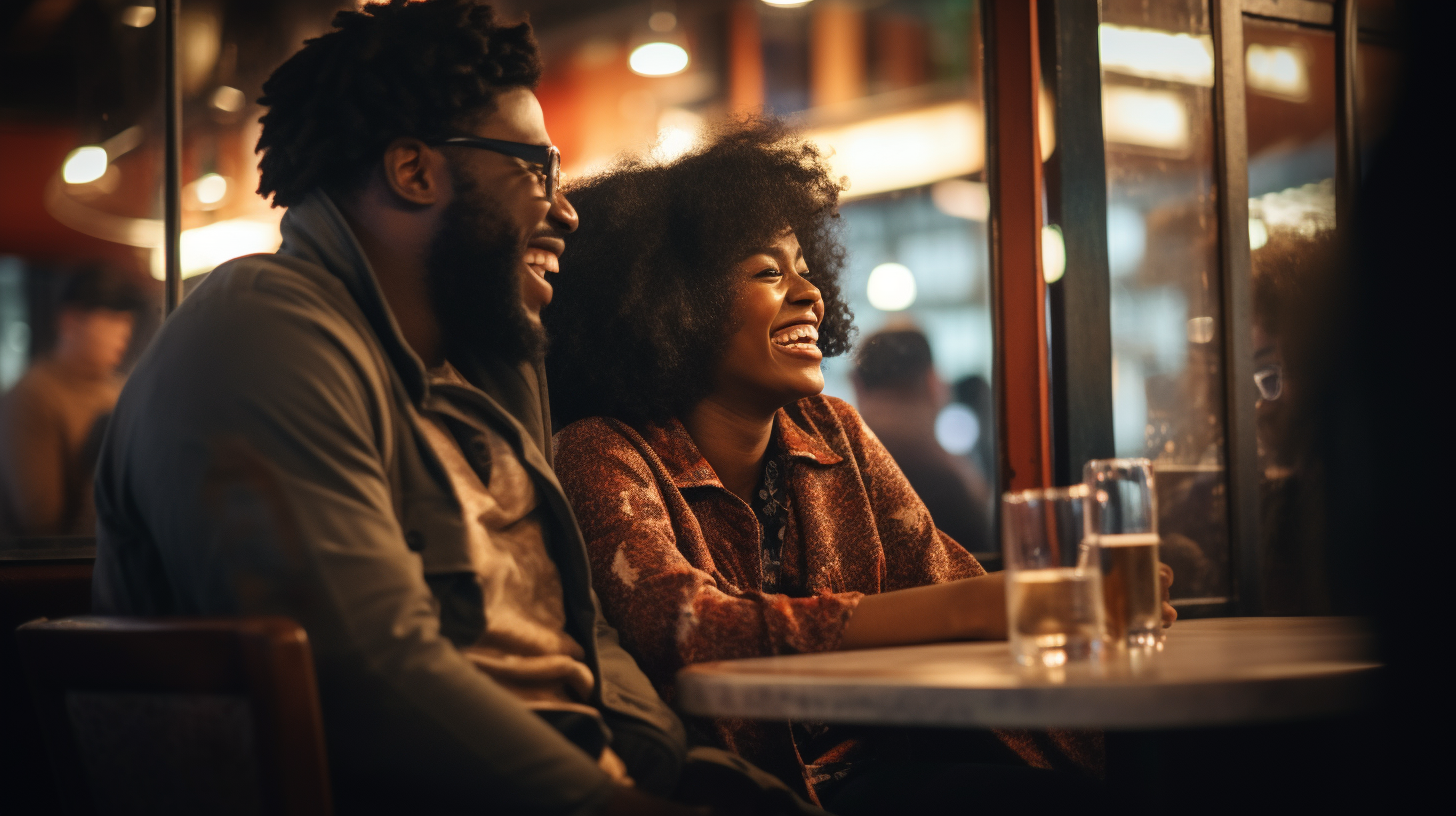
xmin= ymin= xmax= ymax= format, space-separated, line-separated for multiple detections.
xmin=1253 ymin=364 xmax=1282 ymax=402
xmin=431 ymin=135 xmax=561 ymax=201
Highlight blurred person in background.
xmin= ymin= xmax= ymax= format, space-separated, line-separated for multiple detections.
xmin=547 ymin=119 xmax=1152 ymax=813
xmin=0 ymin=266 xmax=141 ymax=537
xmin=852 ymin=328 xmax=992 ymax=556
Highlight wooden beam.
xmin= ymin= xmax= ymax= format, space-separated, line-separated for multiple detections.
xmin=984 ymin=0 xmax=1052 ymax=493
xmin=728 ymin=1 xmax=764 ymax=116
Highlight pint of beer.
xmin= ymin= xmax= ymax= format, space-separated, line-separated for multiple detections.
xmin=1085 ymin=459 xmax=1162 ymax=648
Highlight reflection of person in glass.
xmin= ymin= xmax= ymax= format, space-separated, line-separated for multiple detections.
xmin=0 ymin=267 xmax=140 ymax=537
xmin=1252 ymin=230 xmax=1335 ymax=613
xmin=851 ymin=329 xmax=992 ymax=555
xmin=547 ymin=120 xmax=1104 ymax=810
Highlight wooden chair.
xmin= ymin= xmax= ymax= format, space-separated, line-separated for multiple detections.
xmin=16 ymin=616 xmax=332 ymax=816
xmin=1 ymin=539 xmax=96 ymax=815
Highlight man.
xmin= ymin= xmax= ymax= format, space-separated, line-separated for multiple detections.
xmin=851 ymin=329 xmax=992 ymax=556
xmin=93 ymin=3 xmax=810 ymax=814
xmin=0 ymin=267 xmax=140 ymax=537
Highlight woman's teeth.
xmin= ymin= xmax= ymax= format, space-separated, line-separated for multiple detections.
xmin=523 ymin=248 xmax=560 ymax=274
xmin=772 ymin=325 xmax=819 ymax=347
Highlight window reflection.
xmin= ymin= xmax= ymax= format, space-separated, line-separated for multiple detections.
xmin=1244 ymin=18 xmax=1337 ymax=614
xmin=1101 ymin=0 xmax=1229 ymax=605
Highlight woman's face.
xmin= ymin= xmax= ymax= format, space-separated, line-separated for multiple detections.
xmin=711 ymin=230 xmax=826 ymax=413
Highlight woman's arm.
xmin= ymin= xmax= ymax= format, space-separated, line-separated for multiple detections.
xmin=839 ymin=571 xmax=1006 ymax=649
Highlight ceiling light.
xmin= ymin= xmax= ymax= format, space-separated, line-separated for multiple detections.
xmin=809 ymin=102 xmax=983 ymax=200
xmin=629 ymin=42 xmax=689 ymax=77
xmin=1246 ymin=44 xmax=1309 ymax=101
xmin=1102 ymin=87 xmax=1189 ymax=151
xmin=1042 ymin=225 xmax=1066 ymax=284
xmin=62 ymin=146 xmax=108 ymax=185
xmin=1099 ymin=24 xmax=1214 ymax=87
xmin=210 ymin=86 xmax=246 ymax=113
xmin=762 ymin=0 xmax=813 ymax=7
xmin=866 ymin=263 xmax=916 ymax=312
xmin=121 ymin=5 xmax=156 ymax=28
xmin=935 ymin=403 xmax=980 ymax=455
xmin=192 ymin=173 xmax=229 ymax=207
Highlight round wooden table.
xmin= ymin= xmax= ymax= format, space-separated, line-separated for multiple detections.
xmin=676 ymin=617 xmax=1378 ymax=729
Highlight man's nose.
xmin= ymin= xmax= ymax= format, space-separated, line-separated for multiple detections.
xmin=549 ymin=190 xmax=579 ymax=233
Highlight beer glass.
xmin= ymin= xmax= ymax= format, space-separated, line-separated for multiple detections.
xmin=1084 ymin=458 xmax=1161 ymax=648
xmin=1001 ymin=485 xmax=1103 ymax=667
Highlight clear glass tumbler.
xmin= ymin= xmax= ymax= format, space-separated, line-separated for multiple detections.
xmin=1002 ymin=485 xmax=1103 ymax=668
xmin=1084 ymin=458 xmax=1162 ymax=648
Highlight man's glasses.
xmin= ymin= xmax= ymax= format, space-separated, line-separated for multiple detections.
xmin=1254 ymin=365 xmax=1283 ymax=401
xmin=432 ymin=136 xmax=562 ymax=201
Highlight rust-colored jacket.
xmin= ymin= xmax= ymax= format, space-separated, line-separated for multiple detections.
xmin=554 ymin=395 xmax=987 ymax=794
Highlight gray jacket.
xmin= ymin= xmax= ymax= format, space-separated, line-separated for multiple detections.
xmin=92 ymin=192 xmax=686 ymax=814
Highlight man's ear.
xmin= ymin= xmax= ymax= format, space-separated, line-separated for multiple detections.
xmin=380 ymin=137 xmax=446 ymax=207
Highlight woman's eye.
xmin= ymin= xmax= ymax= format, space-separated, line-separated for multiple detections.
xmin=756 ymin=267 xmax=781 ymax=278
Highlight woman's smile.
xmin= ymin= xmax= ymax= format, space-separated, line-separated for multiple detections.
xmin=770 ymin=322 xmax=822 ymax=360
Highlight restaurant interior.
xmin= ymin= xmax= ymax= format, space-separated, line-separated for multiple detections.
xmin=0 ymin=0 xmax=1442 ymax=813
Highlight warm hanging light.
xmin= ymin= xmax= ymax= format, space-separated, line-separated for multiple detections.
xmin=762 ymin=0 xmax=814 ymax=7
xmin=192 ymin=173 xmax=229 ymax=207
xmin=629 ymin=42 xmax=689 ymax=76
xmin=62 ymin=146 xmax=109 ymax=185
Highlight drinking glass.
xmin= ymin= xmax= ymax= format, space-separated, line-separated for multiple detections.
xmin=1001 ymin=485 xmax=1103 ymax=668
xmin=1084 ymin=458 xmax=1162 ymax=648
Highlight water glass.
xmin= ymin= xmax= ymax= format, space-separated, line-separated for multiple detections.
xmin=1001 ymin=485 xmax=1103 ymax=668
xmin=1084 ymin=458 xmax=1162 ymax=648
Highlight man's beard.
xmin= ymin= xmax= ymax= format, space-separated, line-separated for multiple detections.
xmin=426 ymin=174 xmax=545 ymax=368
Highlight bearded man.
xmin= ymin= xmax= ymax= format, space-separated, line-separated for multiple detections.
xmin=91 ymin=3 xmax=815 ymax=814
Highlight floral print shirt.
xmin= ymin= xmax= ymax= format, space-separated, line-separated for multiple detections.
xmin=554 ymin=395 xmax=1097 ymax=799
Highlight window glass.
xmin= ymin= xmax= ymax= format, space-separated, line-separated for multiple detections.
xmin=1100 ymin=0 xmax=1230 ymax=606
xmin=1243 ymin=17 xmax=1336 ymax=613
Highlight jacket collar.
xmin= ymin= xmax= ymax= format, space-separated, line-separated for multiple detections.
xmin=648 ymin=406 xmax=844 ymax=490
xmin=275 ymin=191 xmax=555 ymax=460
xmin=278 ymin=191 xmax=430 ymax=403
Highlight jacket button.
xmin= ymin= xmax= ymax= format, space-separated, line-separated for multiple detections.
xmin=404 ymin=531 xmax=425 ymax=551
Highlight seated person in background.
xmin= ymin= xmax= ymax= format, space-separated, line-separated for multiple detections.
xmin=92 ymin=4 xmax=817 ymax=814
xmin=547 ymin=119 xmax=1136 ymax=811
xmin=851 ymin=329 xmax=992 ymax=556
xmin=0 ymin=266 xmax=140 ymax=537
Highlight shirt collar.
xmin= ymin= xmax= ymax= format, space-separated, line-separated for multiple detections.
xmin=647 ymin=406 xmax=844 ymax=490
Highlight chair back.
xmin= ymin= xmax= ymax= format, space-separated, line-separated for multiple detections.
xmin=16 ymin=616 xmax=332 ymax=816
xmin=1 ymin=539 xmax=95 ymax=815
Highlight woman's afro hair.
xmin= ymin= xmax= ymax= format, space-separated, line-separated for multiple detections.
xmin=256 ymin=0 xmax=541 ymax=207
xmin=545 ymin=117 xmax=855 ymax=429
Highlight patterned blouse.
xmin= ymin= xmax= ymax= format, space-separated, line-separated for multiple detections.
xmin=554 ymin=395 xmax=1096 ymax=800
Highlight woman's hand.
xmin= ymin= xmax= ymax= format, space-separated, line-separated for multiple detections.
xmin=1159 ymin=562 xmax=1177 ymax=628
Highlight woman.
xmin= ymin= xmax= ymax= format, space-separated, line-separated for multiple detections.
xmin=546 ymin=120 xmax=1158 ymax=809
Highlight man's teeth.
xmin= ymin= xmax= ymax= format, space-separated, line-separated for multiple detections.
xmin=772 ymin=325 xmax=820 ymax=346
xmin=523 ymin=249 xmax=560 ymax=273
